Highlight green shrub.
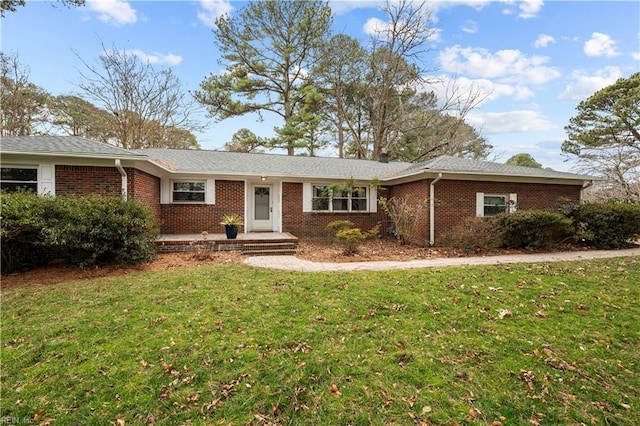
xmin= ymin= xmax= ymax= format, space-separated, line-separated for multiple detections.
xmin=1 ymin=192 xmax=159 ymax=273
xmin=493 ymin=209 xmax=573 ymax=249
xmin=0 ymin=190 xmax=51 ymax=273
xmin=326 ymin=220 xmax=379 ymax=255
xmin=441 ymin=217 xmax=503 ymax=252
xmin=569 ymin=202 xmax=640 ymax=249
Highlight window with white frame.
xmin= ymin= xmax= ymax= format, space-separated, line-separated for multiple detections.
xmin=172 ymin=181 xmax=205 ymax=202
xmin=476 ymin=192 xmax=517 ymax=217
xmin=484 ymin=195 xmax=508 ymax=216
xmin=312 ymin=184 xmax=368 ymax=212
xmin=1 ymin=167 xmax=38 ymax=193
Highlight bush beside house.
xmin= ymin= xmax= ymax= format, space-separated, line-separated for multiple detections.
xmin=442 ymin=202 xmax=640 ymax=251
xmin=493 ymin=210 xmax=573 ymax=249
xmin=569 ymin=202 xmax=640 ymax=249
xmin=1 ymin=192 xmax=158 ymax=273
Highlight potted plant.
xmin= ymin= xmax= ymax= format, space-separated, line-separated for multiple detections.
xmin=220 ymin=213 xmax=243 ymax=239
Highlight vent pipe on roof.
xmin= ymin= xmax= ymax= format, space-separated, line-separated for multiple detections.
xmin=379 ymin=148 xmax=389 ymax=163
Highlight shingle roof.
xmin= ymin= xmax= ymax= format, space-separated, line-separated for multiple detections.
xmin=134 ymin=148 xmax=412 ymax=180
xmin=390 ymin=155 xmax=595 ymax=181
xmin=2 ymin=136 xmax=596 ymax=182
xmin=1 ymin=136 xmax=146 ymax=158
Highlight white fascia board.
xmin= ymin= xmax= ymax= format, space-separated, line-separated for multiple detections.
xmin=385 ymin=169 xmax=596 ymax=186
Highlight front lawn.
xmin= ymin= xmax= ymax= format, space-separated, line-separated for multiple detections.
xmin=1 ymin=258 xmax=638 ymax=425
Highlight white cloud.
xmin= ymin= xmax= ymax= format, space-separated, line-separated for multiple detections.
xmin=466 ymin=110 xmax=555 ymax=134
xmin=439 ymin=45 xmax=561 ymax=84
xmin=583 ymin=32 xmax=619 ymax=57
xmin=501 ymin=0 xmax=543 ymax=19
xmin=428 ymin=76 xmax=534 ymax=107
xmin=363 ymin=17 xmax=388 ymax=35
xmin=633 ymin=52 xmax=640 ymax=61
xmin=87 ymin=0 xmax=137 ymax=26
xmin=534 ymin=34 xmax=555 ymax=48
xmin=518 ymin=0 xmax=544 ymax=19
xmin=363 ymin=15 xmax=440 ymax=42
xmin=558 ymin=66 xmax=622 ymax=102
xmin=122 ymin=49 xmax=183 ymax=66
xmin=461 ymin=20 xmax=478 ymax=34
xmin=197 ymin=0 xmax=233 ymax=28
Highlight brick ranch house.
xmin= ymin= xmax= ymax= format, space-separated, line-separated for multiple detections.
xmin=1 ymin=136 xmax=596 ymax=245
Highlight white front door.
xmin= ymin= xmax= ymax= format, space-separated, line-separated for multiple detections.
xmin=252 ymin=185 xmax=273 ymax=231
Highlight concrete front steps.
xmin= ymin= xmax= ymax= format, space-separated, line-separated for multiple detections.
xmin=241 ymin=242 xmax=298 ymax=256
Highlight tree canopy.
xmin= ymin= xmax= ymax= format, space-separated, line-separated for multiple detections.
xmin=1 ymin=52 xmax=48 ymax=136
xmin=194 ymin=0 xmax=332 ymax=155
xmin=200 ymin=0 xmax=486 ymax=161
xmin=563 ymin=72 xmax=640 ymax=201
xmin=224 ymin=128 xmax=266 ymax=153
xmin=563 ymin=72 xmax=639 ymax=155
xmin=506 ymin=153 xmax=543 ymax=168
xmin=75 ymin=45 xmax=200 ymax=149
xmin=1 ymin=0 xmax=84 ymax=17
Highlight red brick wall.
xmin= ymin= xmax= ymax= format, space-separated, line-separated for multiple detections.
xmin=127 ymin=168 xmax=161 ymax=219
xmin=389 ymin=179 xmax=582 ymax=245
xmin=160 ymin=180 xmax=244 ymax=234
xmin=281 ymin=182 xmax=386 ymax=240
xmin=387 ymin=180 xmax=431 ymax=244
xmin=55 ymin=165 xmax=122 ymax=196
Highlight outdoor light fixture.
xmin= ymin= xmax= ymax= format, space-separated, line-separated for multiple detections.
xmin=260 ymin=176 xmax=267 ymax=181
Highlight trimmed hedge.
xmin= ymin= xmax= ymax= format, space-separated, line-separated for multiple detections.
xmin=492 ymin=209 xmax=573 ymax=249
xmin=569 ymin=202 xmax=640 ymax=249
xmin=1 ymin=192 xmax=159 ymax=273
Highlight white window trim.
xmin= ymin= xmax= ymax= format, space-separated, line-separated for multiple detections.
xmin=303 ymin=182 xmax=377 ymax=213
xmin=476 ymin=192 xmax=517 ymax=217
xmin=1 ymin=164 xmax=55 ymax=195
xmin=165 ymin=179 xmax=215 ymax=204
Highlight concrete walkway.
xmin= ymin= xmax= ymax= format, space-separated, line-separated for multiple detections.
xmin=244 ymin=247 xmax=640 ymax=272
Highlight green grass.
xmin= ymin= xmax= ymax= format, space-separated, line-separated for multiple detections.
xmin=2 ymin=258 xmax=639 ymax=425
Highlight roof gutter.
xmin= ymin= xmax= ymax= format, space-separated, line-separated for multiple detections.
xmin=0 ymin=151 xmax=147 ymax=161
xmin=115 ymin=159 xmax=127 ymax=200
xmin=429 ymin=172 xmax=443 ymax=246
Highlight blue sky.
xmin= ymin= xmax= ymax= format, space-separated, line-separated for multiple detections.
xmin=2 ymin=0 xmax=639 ymax=171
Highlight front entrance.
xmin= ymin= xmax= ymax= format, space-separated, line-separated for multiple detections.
xmin=251 ymin=185 xmax=273 ymax=231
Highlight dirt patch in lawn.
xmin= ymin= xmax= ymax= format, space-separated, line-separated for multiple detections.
xmin=1 ymin=251 xmax=244 ymax=289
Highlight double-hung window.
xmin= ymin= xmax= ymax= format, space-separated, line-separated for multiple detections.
xmin=476 ymin=192 xmax=517 ymax=217
xmin=1 ymin=167 xmax=38 ymax=193
xmin=484 ymin=195 xmax=508 ymax=216
xmin=172 ymin=181 xmax=205 ymax=203
xmin=312 ymin=185 xmax=368 ymax=212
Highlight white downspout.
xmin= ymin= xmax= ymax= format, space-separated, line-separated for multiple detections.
xmin=429 ymin=173 xmax=443 ymax=246
xmin=115 ymin=159 xmax=128 ymax=200
xmin=580 ymin=180 xmax=594 ymax=202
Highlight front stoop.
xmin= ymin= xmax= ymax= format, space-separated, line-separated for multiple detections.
xmin=156 ymin=232 xmax=298 ymax=256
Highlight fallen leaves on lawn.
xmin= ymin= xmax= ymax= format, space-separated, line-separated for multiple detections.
xmin=330 ymin=384 xmax=341 ymax=397
xmin=520 ymin=370 xmax=536 ymax=390
xmin=201 ymin=373 xmax=251 ymax=413
xmin=497 ymin=309 xmax=512 ymax=319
